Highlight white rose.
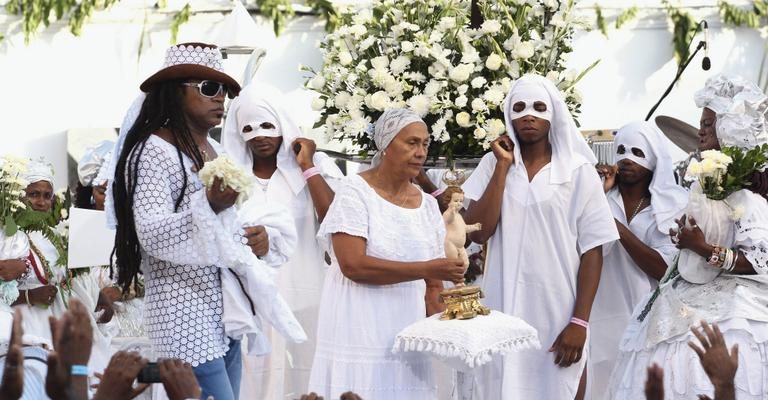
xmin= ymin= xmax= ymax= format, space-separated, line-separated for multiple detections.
xmin=371 ymin=56 xmax=389 ymax=71
xmin=481 ymin=20 xmax=501 ymax=34
xmin=438 ymin=17 xmax=456 ymax=30
xmin=513 ymin=41 xmax=535 ymax=60
xmin=309 ymin=75 xmax=326 ymax=90
xmin=483 ymin=87 xmax=505 ymax=106
xmin=311 ymin=98 xmax=326 ymax=111
xmin=383 ymin=77 xmax=403 ymax=96
xmin=485 ymin=53 xmax=503 ymax=71
xmin=449 ymin=64 xmax=472 ymax=82
xmin=390 ymin=56 xmax=411 ymax=75
xmin=486 ymin=118 xmax=506 ymax=137
xmin=408 ymin=94 xmax=431 ymax=117
xmin=424 ymin=80 xmax=441 ymax=97
xmin=471 ymin=98 xmax=488 ymax=113
xmin=367 ymin=91 xmax=391 ymax=111
xmin=350 ymin=24 xmax=367 ymax=37
xmin=338 ymin=51 xmax=353 ymax=66
xmin=457 ymin=84 xmax=469 ymax=95
xmin=455 ymin=95 xmax=468 ymax=108
xmin=456 ymin=112 xmax=472 ymax=128
xmin=546 ymin=71 xmax=560 ymax=83
xmin=461 ymin=48 xmax=481 ymax=64
xmin=401 ymin=41 xmax=414 ymax=52
xmin=471 ymin=76 xmax=487 ymax=89
xmin=334 ymin=91 xmax=352 ymax=109
xmin=474 ymin=127 xmax=487 ymax=140
xmin=358 ymin=36 xmax=376 ymax=51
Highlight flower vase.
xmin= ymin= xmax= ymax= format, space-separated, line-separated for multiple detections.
xmin=677 ymin=190 xmax=735 ymax=284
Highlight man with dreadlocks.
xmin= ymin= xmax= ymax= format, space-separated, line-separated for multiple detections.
xmin=105 ymin=43 xmax=267 ymax=400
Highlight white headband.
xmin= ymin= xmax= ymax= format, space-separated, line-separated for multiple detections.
xmin=371 ymin=108 xmax=426 ymax=166
xmin=77 ymin=140 xmax=114 ymax=186
xmin=25 ymin=158 xmax=54 ymax=186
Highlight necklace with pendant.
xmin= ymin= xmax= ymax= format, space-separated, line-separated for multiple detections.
xmin=629 ymin=197 xmax=647 ymax=222
xmin=254 ymin=177 xmax=270 ymax=193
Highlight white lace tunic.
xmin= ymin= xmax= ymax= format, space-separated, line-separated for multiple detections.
xmin=129 ymin=135 xmax=231 ymax=366
xmin=609 ymin=189 xmax=768 ymax=400
xmin=307 ymin=175 xmax=445 ymax=400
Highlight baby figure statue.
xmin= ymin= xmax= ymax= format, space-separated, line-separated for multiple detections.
xmin=441 ymin=186 xmax=482 ymax=268
xmin=437 ymin=178 xmax=490 ymax=321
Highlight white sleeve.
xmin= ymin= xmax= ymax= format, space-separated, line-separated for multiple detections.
xmin=461 ymin=153 xmax=496 ymax=201
xmin=316 ymin=179 xmax=369 ymax=248
xmin=131 ymin=141 xmax=244 ymax=267
xmin=239 ymin=199 xmax=297 ymax=268
xmin=314 ymin=152 xmax=345 ymax=191
xmin=732 ymin=191 xmax=768 ymax=274
xmin=644 ymin=223 xmax=678 ymax=269
xmin=573 ymin=165 xmax=620 ymax=254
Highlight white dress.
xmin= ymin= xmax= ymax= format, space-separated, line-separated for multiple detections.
xmin=609 ymin=189 xmax=768 ymax=400
xmin=307 ymin=174 xmax=444 ymax=400
xmin=240 ymin=153 xmax=343 ymax=399
xmin=589 ymin=188 xmax=677 ymax=400
xmin=462 ymin=153 xmax=618 ymax=399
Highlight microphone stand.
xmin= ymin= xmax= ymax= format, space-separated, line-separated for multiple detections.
xmin=645 ymin=40 xmax=707 ymax=121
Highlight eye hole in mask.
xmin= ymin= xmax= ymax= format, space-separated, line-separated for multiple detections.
xmin=242 ymin=122 xmax=277 ymax=134
xmin=631 ymin=147 xmax=646 ymax=158
xmin=617 ymin=144 xmax=626 ymax=155
xmin=512 ymin=101 xmax=548 ymax=113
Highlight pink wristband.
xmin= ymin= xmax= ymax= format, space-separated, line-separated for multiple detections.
xmin=570 ymin=317 xmax=589 ymax=329
xmin=430 ymin=187 xmax=445 ymax=197
xmin=302 ymin=167 xmax=320 ymax=181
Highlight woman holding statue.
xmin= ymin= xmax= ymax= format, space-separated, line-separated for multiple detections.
xmin=307 ymin=108 xmax=466 ymax=400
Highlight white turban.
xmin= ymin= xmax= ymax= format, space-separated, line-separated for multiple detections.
xmin=503 ymin=74 xmax=597 ymax=183
xmin=24 ymin=158 xmax=54 ymax=186
xmin=371 ymin=108 xmax=426 ymax=167
xmin=694 ymin=74 xmax=768 ymax=150
xmin=77 ymin=141 xmax=114 ymax=186
xmin=614 ymin=121 xmax=689 ymax=233
xmin=221 ymin=83 xmax=306 ymax=195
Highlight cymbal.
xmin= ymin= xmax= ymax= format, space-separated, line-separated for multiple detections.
xmin=655 ymin=115 xmax=699 ymax=153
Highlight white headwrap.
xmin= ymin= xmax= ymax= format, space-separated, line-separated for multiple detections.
xmin=93 ymin=151 xmax=113 ymax=187
xmin=694 ymin=74 xmax=768 ymax=150
xmin=24 ymin=158 xmax=54 ymax=186
xmin=105 ymin=93 xmax=146 ymax=229
xmin=221 ymin=84 xmax=306 ymax=195
xmin=77 ymin=141 xmax=114 ymax=186
xmin=503 ymin=74 xmax=597 ymax=183
xmin=371 ymin=108 xmax=426 ymax=167
xmin=614 ymin=121 xmax=689 ymax=233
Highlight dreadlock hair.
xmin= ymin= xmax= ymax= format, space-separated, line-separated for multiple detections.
xmin=111 ymin=79 xmax=206 ymax=292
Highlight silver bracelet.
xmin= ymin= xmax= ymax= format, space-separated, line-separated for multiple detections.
xmin=16 ymin=258 xmax=31 ymax=283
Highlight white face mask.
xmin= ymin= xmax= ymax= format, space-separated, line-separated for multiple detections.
xmin=238 ymin=107 xmax=281 ymax=141
xmin=614 ymin=131 xmax=656 ymax=171
xmin=507 ymin=82 xmax=553 ymax=122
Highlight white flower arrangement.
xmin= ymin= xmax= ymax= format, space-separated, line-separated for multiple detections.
xmin=198 ymin=156 xmax=254 ymax=205
xmin=304 ymin=0 xmax=592 ymax=160
xmin=0 ymin=155 xmax=29 ymax=235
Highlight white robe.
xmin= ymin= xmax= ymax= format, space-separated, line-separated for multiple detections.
xmin=589 ymin=188 xmax=678 ymax=400
xmin=462 ymin=152 xmax=618 ymax=399
xmin=241 ymin=152 xmax=343 ymax=399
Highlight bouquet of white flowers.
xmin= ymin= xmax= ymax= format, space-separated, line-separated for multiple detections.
xmin=305 ymin=0 xmax=593 ymax=160
xmin=198 ymin=156 xmax=255 ymax=205
xmin=679 ymin=145 xmax=768 ymax=283
xmin=0 ymin=155 xmax=30 ymax=308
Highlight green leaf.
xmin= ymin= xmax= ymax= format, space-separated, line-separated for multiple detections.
xmin=4 ymin=216 xmax=17 ymax=237
xmin=594 ymin=5 xmax=608 ymax=37
xmin=615 ymin=6 xmax=639 ymax=29
xmin=169 ymin=3 xmax=191 ymax=44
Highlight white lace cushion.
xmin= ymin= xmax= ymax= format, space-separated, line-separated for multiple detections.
xmin=392 ymin=311 xmax=541 ymax=372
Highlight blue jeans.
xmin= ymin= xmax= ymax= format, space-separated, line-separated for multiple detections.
xmin=193 ymin=339 xmax=242 ymax=400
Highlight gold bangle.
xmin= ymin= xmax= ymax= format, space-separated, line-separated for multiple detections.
xmin=24 ymin=289 xmax=31 ymax=306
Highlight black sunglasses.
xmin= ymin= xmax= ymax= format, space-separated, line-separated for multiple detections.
xmin=182 ymin=80 xmax=229 ymax=98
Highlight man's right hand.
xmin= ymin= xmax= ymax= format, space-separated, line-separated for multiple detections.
xmin=491 ymin=135 xmax=515 ymax=166
xmin=158 ymin=359 xmax=201 ymax=400
xmin=206 ymin=177 xmax=238 ymax=214
xmin=596 ymin=164 xmax=618 ymax=193
xmin=423 ymin=258 xmax=466 ymax=283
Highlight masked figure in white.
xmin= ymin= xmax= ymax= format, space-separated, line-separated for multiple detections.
xmin=463 ymin=74 xmax=618 ymax=399
xmin=609 ymin=74 xmax=768 ymax=400
xmin=589 ymin=122 xmax=687 ymax=399
xmin=222 ymin=84 xmax=343 ymax=398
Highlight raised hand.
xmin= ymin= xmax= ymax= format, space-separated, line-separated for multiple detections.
xmin=596 ymin=164 xmax=618 ymax=193
xmin=92 ymin=351 xmax=149 ymax=400
xmin=491 ymin=135 xmax=514 ymax=165
xmin=293 ymin=138 xmax=318 ymax=171
xmin=688 ymin=321 xmax=738 ymax=394
xmin=644 ymin=363 xmax=664 ymax=400
xmin=158 ymin=359 xmax=201 ymax=400
xmin=46 ymin=298 xmax=94 ymax=400
xmin=549 ymin=322 xmax=587 ymax=368
xmin=0 ymin=309 xmax=24 ymax=400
